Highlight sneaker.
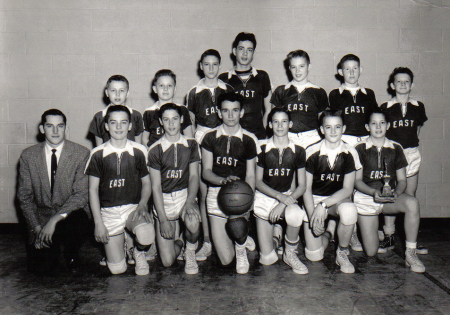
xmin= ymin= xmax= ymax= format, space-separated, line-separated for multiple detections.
xmin=125 ymin=244 xmax=135 ymax=265
xmin=145 ymin=243 xmax=157 ymax=261
xmin=235 ymin=245 xmax=249 ymax=274
xmin=379 ymin=234 xmax=395 ymax=251
xmin=336 ymin=248 xmax=355 ymax=274
xmin=405 ymin=248 xmax=425 ymax=273
xmin=416 ymin=244 xmax=428 ymax=255
xmin=134 ymin=248 xmax=149 ymax=276
xmin=378 ymin=230 xmax=385 ymax=241
xmin=99 ymin=256 xmax=107 ymax=267
xmin=184 ymin=249 xmax=199 ymax=275
xmin=350 ymin=230 xmax=363 ymax=252
xmin=377 ymin=245 xmax=388 ymax=254
xmin=283 ymin=250 xmax=308 ymax=275
xmin=196 ymin=242 xmax=212 ymax=261
xmin=177 ymin=247 xmax=184 ymax=261
xmin=273 ymin=224 xmax=283 ymax=255
xmin=244 ymin=236 xmax=256 ymax=251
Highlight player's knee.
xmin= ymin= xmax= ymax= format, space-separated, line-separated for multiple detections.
xmin=107 ymin=259 xmax=127 ymax=274
xmin=338 ymin=202 xmax=358 ymax=225
xmin=404 ymin=196 xmax=419 ymax=214
xmin=305 ymin=246 xmax=324 ymax=262
xmin=134 ymin=223 xmax=155 ymax=246
xmin=184 ymin=214 xmax=200 ymax=234
xmin=225 ymin=217 xmax=248 ymax=243
xmin=285 ymin=204 xmax=306 ymax=228
xmin=259 ymin=249 xmax=278 ymax=265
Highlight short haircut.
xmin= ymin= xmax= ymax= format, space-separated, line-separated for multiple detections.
xmin=268 ymin=107 xmax=291 ymax=123
xmin=106 ymin=74 xmax=129 ymax=89
xmin=338 ymin=54 xmax=360 ymax=70
xmin=40 ymin=109 xmax=67 ymax=126
xmin=217 ymin=92 xmax=243 ymax=110
xmin=388 ymin=67 xmax=414 ymax=85
xmin=152 ymin=69 xmax=177 ymax=87
xmin=159 ymin=103 xmax=183 ymax=120
xmin=366 ymin=107 xmax=388 ymax=125
xmin=319 ymin=109 xmax=344 ymax=126
xmin=232 ymin=32 xmax=257 ymax=50
xmin=286 ymin=50 xmax=311 ymax=65
xmin=105 ymin=105 xmax=131 ymax=123
xmin=201 ymin=49 xmax=221 ymax=63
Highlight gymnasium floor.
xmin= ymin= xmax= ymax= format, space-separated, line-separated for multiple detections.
xmin=0 ymin=219 xmax=449 ymax=315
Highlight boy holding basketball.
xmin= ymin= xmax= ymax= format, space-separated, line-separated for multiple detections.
xmin=201 ymin=92 xmax=259 ymax=274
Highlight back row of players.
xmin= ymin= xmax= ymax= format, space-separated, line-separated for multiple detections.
xmin=87 ymin=32 xmax=427 ymax=276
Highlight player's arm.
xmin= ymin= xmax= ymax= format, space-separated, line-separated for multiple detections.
xmin=255 ymin=165 xmax=296 ymax=206
xmin=417 ymin=125 xmax=421 ymax=136
xmin=291 ymin=167 xmax=306 ymax=200
xmin=321 ymin=171 xmax=355 ymax=207
xmin=182 ymin=161 xmax=201 ymax=221
xmin=263 ymin=91 xmax=272 ymax=128
xmin=355 ymin=168 xmax=378 ymax=196
xmin=95 ymin=136 xmax=103 ymax=147
xmin=303 ymin=171 xmax=315 ymax=219
xmin=394 ymin=167 xmax=407 ymax=196
xmin=142 ymin=131 xmax=150 ymax=149
xmin=183 ymin=124 xmax=194 ymax=139
xmin=131 ymin=174 xmax=152 ymax=222
xmin=149 ymin=167 xmax=173 ymax=239
xmin=201 ymin=148 xmax=238 ymax=185
xmin=189 ymin=111 xmax=196 ymax=131
xmin=89 ymin=175 xmax=109 ymax=244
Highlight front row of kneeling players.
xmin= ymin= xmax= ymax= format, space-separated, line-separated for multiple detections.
xmin=86 ymin=93 xmax=425 ymax=276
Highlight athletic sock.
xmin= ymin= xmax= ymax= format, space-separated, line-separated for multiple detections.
xmin=383 ymin=224 xmax=395 ymax=236
xmin=405 ymin=241 xmax=417 ymax=249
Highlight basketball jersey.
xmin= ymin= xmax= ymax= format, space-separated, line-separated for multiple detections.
xmin=271 ymin=82 xmax=328 ymax=133
xmin=306 ymin=140 xmax=361 ymax=197
xmin=187 ymin=79 xmax=234 ymax=129
xmin=380 ymin=99 xmax=427 ymax=149
xmin=258 ymin=138 xmax=306 ymax=193
xmin=142 ymin=101 xmax=192 ymax=147
xmin=148 ymin=135 xmax=200 ymax=194
xmin=329 ymin=86 xmax=378 ymax=137
xmin=219 ymin=67 xmax=272 ymax=139
xmin=201 ymin=125 xmax=260 ymax=187
xmin=89 ymin=105 xmax=144 ymax=143
xmin=355 ymin=137 xmax=408 ymax=191
xmin=85 ymin=140 xmax=149 ymax=207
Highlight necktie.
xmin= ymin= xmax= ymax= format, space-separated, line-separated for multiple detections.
xmin=51 ymin=149 xmax=57 ymax=195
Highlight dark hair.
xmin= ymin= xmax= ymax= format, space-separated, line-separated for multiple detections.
xmin=338 ymin=54 xmax=360 ymax=70
xmin=106 ymin=75 xmax=129 ymax=89
xmin=286 ymin=50 xmax=310 ymax=65
xmin=232 ymin=32 xmax=257 ymax=50
xmin=158 ymin=103 xmax=183 ymax=120
xmin=40 ymin=109 xmax=67 ymax=126
xmin=152 ymin=69 xmax=177 ymax=87
xmin=366 ymin=107 xmax=388 ymax=125
xmin=217 ymin=92 xmax=244 ymax=110
xmin=105 ymin=105 xmax=131 ymax=123
xmin=319 ymin=109 xmax=344 ymax=127
xmin=200 ymin=49 xmax=221 ymax=63
xmin=388 ymin=67 xmax=414 ymax=85
xmin=268 ymin=107 xmax=291 ymax=123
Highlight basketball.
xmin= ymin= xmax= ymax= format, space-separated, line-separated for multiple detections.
xmin=218 ymin=180 xmax=254 ymax=216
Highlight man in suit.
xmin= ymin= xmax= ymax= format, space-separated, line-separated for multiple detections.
xmin=17 ymin=109 xmax=90 ymax=273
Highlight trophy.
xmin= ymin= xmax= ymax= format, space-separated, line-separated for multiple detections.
xmin=380 ymin=157 xmax=393 ymax=197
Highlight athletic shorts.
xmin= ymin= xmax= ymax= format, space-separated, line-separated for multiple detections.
xmin=404 ymin=147 xmax=421 ymax=178
xmin=311 ymin=195 xmax=354 ymax=221
xmin=195 ymin=125 xmax=213 ymax=145
xmin=101 ymin=204 xmax=137 ymax=236
xmin=206 ymin=186 xmax=227 ymax=218
xmin=341 ymin=135 xmax=368 ymax=147
xmin=353 ymin=190 xmax=383 ymax=216
xmin=253 ymin=190 xmax=305 ymax=222
xmin=288 ymin=129 xmax=322 ymax=149
xmin=153 ymin=188 xmax=188 ymax=221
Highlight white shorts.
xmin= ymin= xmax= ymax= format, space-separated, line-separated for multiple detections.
xmin=354 ymin=190 xmax=383 ymax=216
xmin=195 ymin=125 xmax=213 ymax=145
xmin=206 ymin=186 xmax=227 ymax=218
xmin=404 ymin=147 xmax=421 ymax=178
xmin=311 ymin=195 xmax=353 ymax=220
xmin=341 ymin=135 xmax=368 ymax=147
xmin=101 ymin=204 xmax=137 ymax=236
xmin=253 ymin=190 xmax=284 ymax=221
xmin=288 ymin=129 xmax=322 ymax=149
xmin=153 ymin=189 xmax=188 ymax=221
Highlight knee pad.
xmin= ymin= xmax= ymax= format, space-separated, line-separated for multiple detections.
xmin=337 ymin=202 xmax=358 ymax=226
xmin=134 ymin=223 xmax=155 ymax=246
xmin=107 ymin=259 xmax=127 ymax=274
xmin=285 ymin=204 xmax=306 ymax=228
xmin=225 ymin=217 xmax=248 ymax=242
xmin=305 ymin=246 xmax=324 ymax=262
xmin=259 ymin=250 xmax=278 ymax=265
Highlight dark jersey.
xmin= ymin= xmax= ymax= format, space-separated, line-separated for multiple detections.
xmin=148 ymin=135 xmax=200 ymax=194
xmin=258 ymin=138 xmax=306 ymax=193
xmin=219 ymin=67 xmax=272 ymax=139
xmin=142 ymin=102 xmax=192 ymax=147
xmin=355 ymin=137 xmax=408 ymax=191
xmin=329 ymin=86 xmax=378 ymax=136
xmin=201 ymin=125 xmax=260 ymax=187
xmin=187 ymin=79 xmax=234 ymax=129
xmin=85 ymin=140 xmax=149 ymax=208
xmin=89 ymin=105 xmax=144 ymax=143
xmin=380 ymin=99 xmax=427 ymax=149
xmin=271 ymin=82 xmax=328 ymax=133
xmin=306 ymin=140 xmax=361 ymax=197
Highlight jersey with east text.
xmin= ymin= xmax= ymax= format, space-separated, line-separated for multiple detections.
xmin=257 ymin=138 xmax=306 ymax=193
xmin=85 ymin=140 xmax=148 ymax=207
xmin=271 ymin=82 xmax=328 ymax=133
xmin=380 ymin=99 xmax=427 ymax=149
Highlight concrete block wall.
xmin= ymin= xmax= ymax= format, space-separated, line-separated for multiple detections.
xmin=0 ymin=0 xmax=449 ymax=221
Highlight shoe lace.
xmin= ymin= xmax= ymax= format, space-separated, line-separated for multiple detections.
xmin=135 ymin=250 xmax=145 ymax=266
xmin=338 ymin=249 xmax=351 ymax=265
xmin=286 ymin=251 xmax=304 ymax=269
xmin=406 ymin=249 xmax=421 ymax=265
xmin=185 ymin=250 xmax=196 ymax=267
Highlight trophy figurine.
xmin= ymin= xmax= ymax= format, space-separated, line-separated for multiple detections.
xmin=380 ymin=157 xmax=393 ymax=197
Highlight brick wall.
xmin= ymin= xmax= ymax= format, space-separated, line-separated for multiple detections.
xmin=1 ymin=0 xmax=449 ymax=221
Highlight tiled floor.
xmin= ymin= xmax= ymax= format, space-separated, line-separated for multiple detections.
xmin=0 ymin=219 xmax=449 ymax=314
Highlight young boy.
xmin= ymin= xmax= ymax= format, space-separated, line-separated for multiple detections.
xmin=187 ymin=49 xmax=234 ymax=261
xmin=148 ymin=103 xmax=201 ymax=275
xmin=379 ymin=67 xmax=428 ymax=254
xmin=201 ymin=92 xmax=259 ymax=274
xmin=354 ymin=108 xmax=425 ymax=273
xmin=86 ymin=105 xmax=155 ymax=276
xmin=303 ymin=110 xmax=360 ymax=274
xmin=219 ymin=32 xmax=272 ymax=140
xmin=142 ymin=70 xmax=193 ymax=149
xmin=255 ymin=107 xmax=308 ymax=274
xmin=271 ymin=50 xmax=328 ymax=149
xmin=89 ymin=75 xmax=144 ymax=146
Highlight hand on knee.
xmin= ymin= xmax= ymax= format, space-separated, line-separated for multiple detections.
xmin=285 ymin=204 xmax=306 ymax=228
xmin=338 ymin=203 xmax=357 ymax=226
xmin=134 ymin=223 xmax=155 ymax=246
xmin=225 ymin=217 xmax=248 ymax=245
